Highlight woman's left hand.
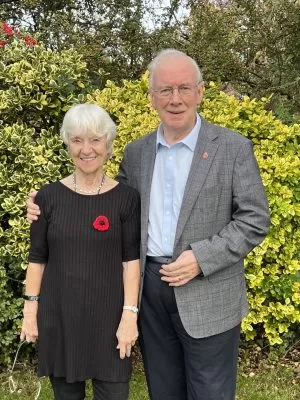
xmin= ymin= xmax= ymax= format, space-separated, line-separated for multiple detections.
xmin=116 ymin=312 xmax=138 ymax=359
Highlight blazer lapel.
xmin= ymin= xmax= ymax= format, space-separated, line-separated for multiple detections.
xmin=140 ymin=132 xmax=157 ymax=252
xmin=173 ymin=120 xmax=220 ymax=249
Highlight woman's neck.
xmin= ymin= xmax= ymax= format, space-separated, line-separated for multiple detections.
xmin=74 ymin=169 xmax=104 ymax=187
xmin=73 ymin=169 xmax=105 ymax=194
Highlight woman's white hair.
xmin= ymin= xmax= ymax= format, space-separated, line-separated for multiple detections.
xmin=60 ymin=104 xmax=117 ymax=157
xmin=148 ymin=49 xmax=203 ymax=87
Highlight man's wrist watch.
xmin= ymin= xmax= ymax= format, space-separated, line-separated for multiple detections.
xmin=123 ymin=305 xmax=139 ymax=314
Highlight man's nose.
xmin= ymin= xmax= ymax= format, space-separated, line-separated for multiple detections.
xmin=170 ymin=87 xmax=182 ymax=103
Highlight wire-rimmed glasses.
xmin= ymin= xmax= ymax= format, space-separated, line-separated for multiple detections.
xmin=151 ymin=82 xmax=201 ymax=98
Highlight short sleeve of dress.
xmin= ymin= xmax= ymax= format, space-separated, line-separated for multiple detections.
xmin=121 ymin=187 xmax=141 ymax=262
xmin=28 ymin=187 xmax=49 ymax=263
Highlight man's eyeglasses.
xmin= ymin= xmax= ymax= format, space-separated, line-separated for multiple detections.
xmin=151 ymin=83 xmax=200 ymax=98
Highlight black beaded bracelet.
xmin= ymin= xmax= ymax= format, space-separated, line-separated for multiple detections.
xmin=23 ymin=294 xmax=40 ymax=301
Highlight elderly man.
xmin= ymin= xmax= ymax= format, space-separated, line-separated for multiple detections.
xmin=27 ymin=49 xmax=270 ymax=400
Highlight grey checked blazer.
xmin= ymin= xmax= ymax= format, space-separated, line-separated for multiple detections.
xmin=118 ymin=117 xmax=270 ymax=338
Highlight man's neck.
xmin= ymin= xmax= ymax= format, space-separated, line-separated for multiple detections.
xmin=162 ymin=117 xmax=198 ymax=145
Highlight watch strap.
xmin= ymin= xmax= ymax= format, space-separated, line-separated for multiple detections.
xmin=23 ymin=294 xmax=40 ymax=301
xmin=123 ymin=305 xmax=138 ymax=313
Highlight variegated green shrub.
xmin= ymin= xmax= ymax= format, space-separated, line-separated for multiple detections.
xmin=0 ymin=40 xmax=89 ymax=130
xmin=0 ymin=40 xmax=87 ymax=364
xmin=0 ymin=47 xmax=299 ymax=365
xmin=87 ymin=76 xmax=160 ymax=177
xmin=201 ymin=83 xmax=300 ymax=344
xmin=90 ymin=79 xmax=300 ymax=345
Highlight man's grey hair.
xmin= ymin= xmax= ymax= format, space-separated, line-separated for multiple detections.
xmin=148 ymin=49 xmax=203 ymax=87
xmin=60 ymin=104 xmax=117 ymax=157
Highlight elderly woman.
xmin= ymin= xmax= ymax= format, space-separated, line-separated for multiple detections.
xmin=21 ymin=104 xmax=140 ymax=400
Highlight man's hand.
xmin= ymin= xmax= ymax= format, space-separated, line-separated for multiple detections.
xmin=160 ymin=250 xmax=201 ymax=287
xmin=116 ymin=312 xmax=138 ymax=359
xmin=27 ymin=191 xmax=40 ymax=223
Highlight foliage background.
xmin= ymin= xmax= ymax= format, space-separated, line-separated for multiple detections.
xmin=1 ymin=0 xmax=300 ymax=122
xmin=0 ymin=39 xmax=88 ymax=364
xmin=89 ymin=80 xmax=300 ymax=346
xmin=0 ymin=16 xmax=299 ymax=365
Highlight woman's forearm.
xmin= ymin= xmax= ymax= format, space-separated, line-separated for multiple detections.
xmin=23 ymin=262 xmax=45 ymax=313
xmin=122 ymin=259 xmax=140 ymax=309
xmin=21 ymin=262 xmax=45 ymax=342
xmin=24 ymin=262 xmax=45 ymax=296
xmin=116 ymin=259 xmax=140 ymax=358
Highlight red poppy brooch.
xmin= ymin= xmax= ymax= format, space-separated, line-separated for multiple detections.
xmin=93 ymin=215 xmax=110 ymax=231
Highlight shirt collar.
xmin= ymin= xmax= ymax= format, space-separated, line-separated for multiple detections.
xmin=156 ymin=113 xmax=201 ymax=152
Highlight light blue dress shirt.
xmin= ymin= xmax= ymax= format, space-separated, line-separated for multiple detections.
xmin=147 ymin=114 xmax=201 ymax=256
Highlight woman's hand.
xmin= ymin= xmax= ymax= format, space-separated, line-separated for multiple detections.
xmin=116 ymin=312 xmax=138 ymax=359
xmin=20 ymin=301 xmax=38 ymax=343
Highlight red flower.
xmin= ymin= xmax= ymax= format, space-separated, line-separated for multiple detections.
xmin=22 ymin=35 xmax=38 ymax=46
xmin=0 ymin=21 xmax=37 ymax=47
xmin=2 ymin=23 xmax=13 ymax=37
xmin=93 ymin=215 xmax=110 ymax=231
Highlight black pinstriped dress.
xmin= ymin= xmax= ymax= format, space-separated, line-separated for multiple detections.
xmin=29 ymin=182 xmax=140 ymax=383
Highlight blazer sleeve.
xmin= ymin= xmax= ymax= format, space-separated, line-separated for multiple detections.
xmin=190 ymin=140 xmax=270 ymax=277
xmin=117 ymin=145 xmax=130 ymax=185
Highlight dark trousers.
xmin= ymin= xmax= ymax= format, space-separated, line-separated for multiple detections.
xmin=50 ymin=376 xmax=129 ymax=400
xmin=139 ymin=260 xmax=241 ymax=400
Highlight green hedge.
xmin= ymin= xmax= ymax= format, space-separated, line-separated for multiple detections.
xmin=0 ymin=40 xmax=86 ymax=364
xmin=0 ymin=42 xmax=299 ymax=365
xmin=90 ymin=80 xmax=300 ymax=345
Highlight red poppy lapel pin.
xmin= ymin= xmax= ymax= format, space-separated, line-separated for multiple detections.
xmin=93 ymin=215 xmax=110 ymax=231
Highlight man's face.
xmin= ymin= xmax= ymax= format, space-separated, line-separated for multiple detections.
xmin=150 ymin=56 xmax=203 ymax=142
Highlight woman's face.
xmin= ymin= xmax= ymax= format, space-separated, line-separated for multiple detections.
xmin=68 ymin=132 xmax=108 ymax=174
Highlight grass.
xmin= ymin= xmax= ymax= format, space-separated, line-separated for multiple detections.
xmin=0 ymin=361 xmax=298 ymax=399
xmin=236 ymin=364 xmax=299 ymax=400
